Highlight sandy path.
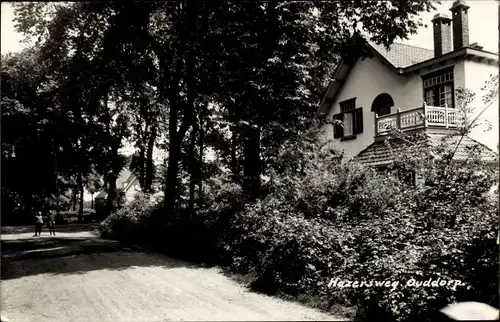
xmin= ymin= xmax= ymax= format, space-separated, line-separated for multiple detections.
xmin=1 ymin=225 xmax=346 ymax=321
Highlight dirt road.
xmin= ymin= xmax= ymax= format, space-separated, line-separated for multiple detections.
xmin=1 ymin=225 xmax=347 ymax=321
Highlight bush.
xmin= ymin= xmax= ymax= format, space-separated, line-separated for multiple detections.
xmin=98 ymin=192 xmax=162 ymax=242
xmin=98 ymin=178 xmax=243 ymax=263
xmin=219 ymin=201 xmax=356 ymax=306
xmin=216 ymin=133 xmax=498 ymax=321
xmin=97 ymin=132 xmax=498 ymax=321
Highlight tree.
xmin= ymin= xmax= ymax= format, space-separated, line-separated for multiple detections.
xmin=1 ymin=48 xmax=62 ymax=221
xmin=10 ymin=0 xmax=437 ymax=220
xmin=201 ymin=1 xmax=436 ymax=199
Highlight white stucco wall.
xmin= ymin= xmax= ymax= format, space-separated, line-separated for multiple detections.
xmin=321 ymin=55 xmax=467 ymax=158
xmin=125 ymin=177 xmax=140 ymax=203
xmin=463 ymin=60 xmax=499 ymax=152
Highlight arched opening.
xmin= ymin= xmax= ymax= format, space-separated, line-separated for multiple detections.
xmin=371 ymin=93 xmax=394 ymax=116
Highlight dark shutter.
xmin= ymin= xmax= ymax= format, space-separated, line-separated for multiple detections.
xmin=353 ymin=108 xmax=363 ymax=134
xmin=333 ymin=113 xmax=343 ymax=138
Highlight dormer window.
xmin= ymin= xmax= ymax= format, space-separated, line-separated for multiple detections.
xmin=333 ymin=98 xmax=363 ymax=140
xmin=422 ymin=67 xmax=454 ymax=108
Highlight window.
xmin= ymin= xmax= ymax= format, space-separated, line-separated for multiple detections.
xmin=376 ymin=167 xmax=416 ymax=186
xmin=397 ymin=169 xmax=416 ymax=186
xmin=422 ymin=68 xmax=454 ymax=108
xmin=343 ymin=113 xmax=354 ymax=136
xmin=333 ymin=98 xmax=363 ymax=140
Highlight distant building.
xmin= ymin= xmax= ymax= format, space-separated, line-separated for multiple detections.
xmin=94 ymin=168 xmax=140 ymax=212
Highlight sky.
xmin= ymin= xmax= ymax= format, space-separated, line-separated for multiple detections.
xmin=405 ymin=0 xmax=498 ymax=52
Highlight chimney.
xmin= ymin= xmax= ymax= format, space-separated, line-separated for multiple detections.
xmin=469 ymin=42 xmax=483 ymax=50
xmin=431 ymin=13 xmax=452 ymax=57
xmin=450 ymin=0 xmax=470 ymax=50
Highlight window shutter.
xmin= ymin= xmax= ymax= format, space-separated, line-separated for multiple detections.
xmin=333 ymin=113 xmax=343 ymax=138
xmin=354 ymin=108 xmax=363 ymax=134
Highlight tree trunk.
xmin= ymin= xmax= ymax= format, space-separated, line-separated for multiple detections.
xmin=198 ymin=108 xmax=205 ymax=206
xmin=163 ymin=134 xmax=182 ymax=214
xmin=136 ymin=113 xmax=148 ymax=189
xmin=54 ymin=141 xmax=60 ymax=218
xmin=72 ymin=189 xmax=77 ymax=211
xmin=139 ymin=145 xmax=146 ymax=188
xmin=243 ymin=126 xmax=261 ymax=199
xmin=145 ymin=125 xmax=157 ymax=192
xmin=106 ymin=146 xmax=120 ymax=216
xmin=230 ymin=128 xmax=238 ymax=181
xmin=77 ymin=172 xmax=84 ymax=223
xmin=188 ymin=126 xmax=197 ymax=214
xmin=163 ymin=1 xmax=195 ymax=216
xmin=91 ymin=194 xmax=94 ymax=209
xmin=106 ymin=174 xmax=118 ymax=216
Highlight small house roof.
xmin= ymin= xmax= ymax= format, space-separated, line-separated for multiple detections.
xmin=95 ymin=190 xmax=107 ymax=199
xmin=354 ymin=134 xmax=498 ymax=167
xmin=94 ymin=168 xmax=137 ymax=199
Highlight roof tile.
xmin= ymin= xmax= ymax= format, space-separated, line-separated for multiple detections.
xmin=368 ymin=42 xmax=434 ymax=68
xmin=354 ymin=134 xmax=498 ymax=167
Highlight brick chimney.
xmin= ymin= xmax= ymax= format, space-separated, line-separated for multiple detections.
xmin=450 ymin=0 xmax=470 ymax=50
xmin=431 ymin=13 xmax=452 ymax=57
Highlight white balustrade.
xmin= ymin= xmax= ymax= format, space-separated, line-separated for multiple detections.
xmin=400 ymin=108 xmax=425 ymax=129
xmin=375 ymin=105 xmax=465 ymax=136
xmin=377 ymin=115 xmax=397 ymax=135
xmin=425 ymin=105 xmax=464 ymax=127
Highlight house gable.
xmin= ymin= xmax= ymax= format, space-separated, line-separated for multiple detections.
xmin=94 ymin=168 xmax=139 ymax=201
xmin=316 ymin=41 xmax=499 ymax=158
xmin=320 ymin=48 xmax=428 ymax=158
xmin=317 ymin=40 xmax=497 ymax=119
xmin=317 ymin=0 xmax=498 ymax=161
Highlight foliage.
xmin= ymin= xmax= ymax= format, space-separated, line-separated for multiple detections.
xmin=10 ymin=0 xmax=438 ymax=219
xmin=98 ymin=192 xmax=162 ymax=241
xmin=10 ymin=1 xmax=498 ymax=320
xmin=216 ymin=131 xmax=498 ymax=320
xmin=1 ymin=48 xmax=65 ymax=220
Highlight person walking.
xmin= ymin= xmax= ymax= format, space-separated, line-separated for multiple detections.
xmin=48 ymin=209 xmax=56 ymax=236
xmin=33 ymin=212 xmax=44 ymax=237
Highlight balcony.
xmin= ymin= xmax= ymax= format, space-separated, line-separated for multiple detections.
xmin=375 ymin=103 xmax=465 ymax=137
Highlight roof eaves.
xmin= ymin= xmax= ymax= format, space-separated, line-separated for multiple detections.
xmin=315 ymin=62 xmax=352 ymax=117
xmin=401 ymin=47 xmax=468 ymax=74
xmin=124 ymin=176 xmax=138 ymax=193
xmin=465 ymin=46 xmax=499 ymax=59
xmin=396 ymin=47 xmax=497 ymax=74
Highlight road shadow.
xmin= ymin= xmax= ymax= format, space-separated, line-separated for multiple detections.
xmin=1 ymin=227 xmax=200 ymax=281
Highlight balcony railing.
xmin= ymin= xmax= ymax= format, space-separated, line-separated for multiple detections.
xmin=375 ymin=103 xmax=465 ymax=136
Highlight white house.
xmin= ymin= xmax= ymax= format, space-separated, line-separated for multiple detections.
xmin=318 ymin=0 xmax=498 ymax=168
xmin=94 ymin=168 xmax=141 ymax=207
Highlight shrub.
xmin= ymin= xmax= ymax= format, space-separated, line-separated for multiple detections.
xmin=219 ymin=201 xmax=356 ymax=306
xmin=347 ymin=134 xmax=499 ymax=321
xmin=97 ymin=129 xmax=498 ymax=321
xmin=216 ymin=132 xmax=498 ymax=321
xmin=98 ymin=192 xmax=162 ymax=242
